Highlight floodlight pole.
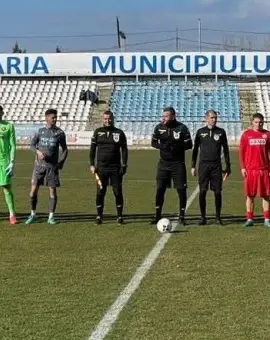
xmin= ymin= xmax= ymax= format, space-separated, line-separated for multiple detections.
xmin=198 ymin=18 xmax=202 ymax=52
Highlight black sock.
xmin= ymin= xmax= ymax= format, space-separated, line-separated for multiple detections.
xmin=155 ymin=187 xmax=166 ymax=220
xmin=49 ymin=195 xmax=57 ymax=213
xmin=30 ymin=195 xmax=38 ymax=211
xmin=215 ymin=192 xmax=222 ymax=219
xmin=199 ymin=191 xmax=207 ymax=219
xmin=96 ymin=187 xmax=106 ymax=218
xmin=177 ymin=189 xmax=187 ymax=219
xmin=113 ymin=186 xmax=124 ymax=217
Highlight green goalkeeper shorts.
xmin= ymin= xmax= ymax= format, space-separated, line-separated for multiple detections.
xmin=0 ymin=163 xmax=12 ymax=186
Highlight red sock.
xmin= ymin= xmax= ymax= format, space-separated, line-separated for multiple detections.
xmin=246 ymin=211 xmax=254 ymax=220
xmin=263 ymin=211 xmax=270 ymax=220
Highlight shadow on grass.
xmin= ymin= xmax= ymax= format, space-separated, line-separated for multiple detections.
xmin=0 ymin=212 xmax=260 ymax=226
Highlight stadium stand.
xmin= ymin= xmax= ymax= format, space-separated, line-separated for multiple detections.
xmin=0 ymin=77 xmax=245 ymax=145
xmin=255 ymin=81 xmax=270 ymax=121
xmin=109 ymin=79 xmax=242 ymax=144
xmin=0 ymin=79 xmax=99 ymax=132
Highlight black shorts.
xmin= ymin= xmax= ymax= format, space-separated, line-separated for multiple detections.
xmin=198 ymin=163 xmax=222 ymax=192
xmin=31 ymin=164 xmax=60 ymax=188
xmin=97 ymin=167 xmax=122 ymax=188
xmin=156 ymin=160 xmax=187 ymax=189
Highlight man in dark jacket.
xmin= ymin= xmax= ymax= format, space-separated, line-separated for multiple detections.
xmin=90 ymin=110 xmax=128 ymax=225
xmin=191 ymin=110 xmax=231 ymax=225
xmin=151 ymin=107 xmax=193 ymax=225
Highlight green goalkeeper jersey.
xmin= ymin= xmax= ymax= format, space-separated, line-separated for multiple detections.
xmin=0 ymin=121 xmax=16 ymax=165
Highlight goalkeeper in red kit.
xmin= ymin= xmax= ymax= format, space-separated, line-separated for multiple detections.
xmin=239 ymin=113 xmax=270 ymax=227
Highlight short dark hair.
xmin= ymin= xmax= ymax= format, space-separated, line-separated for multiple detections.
xmin=103 ymin=110 xmax=114 ymax=117
xmin=205 ymin=109 xmax=218 ymax=117
xmin=252 ymin=113 xmax=264 ymax=121
xmin=45 ymin=108 xmax=57 ymax=116
xmin=163 ymin=107 xmax=176 ymax=115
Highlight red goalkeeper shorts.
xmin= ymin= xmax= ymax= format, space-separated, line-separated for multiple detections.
xmin=245 ymin=169 xmax=270 ymax=197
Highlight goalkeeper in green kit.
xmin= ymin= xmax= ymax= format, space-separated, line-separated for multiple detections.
xmin=0 ymin=106 xmax=17 ymax=224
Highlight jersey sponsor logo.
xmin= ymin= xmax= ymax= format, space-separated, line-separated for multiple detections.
xmin=112 ymin=133 xmax=120 ymax=142
xmin=249 ymin=138 xmax=266 ymax=145
xmin=40 ymin=136 xmax=57 ymax=146
xmin=173 ymin=131 xmax=180 ymax=139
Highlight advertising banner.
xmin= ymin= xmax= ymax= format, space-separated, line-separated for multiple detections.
xmin=1 ymin=52 xmax=270 ymax=76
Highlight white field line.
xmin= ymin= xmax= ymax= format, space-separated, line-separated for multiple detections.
xmin=87 ymin=184 xmax=200 ymax=340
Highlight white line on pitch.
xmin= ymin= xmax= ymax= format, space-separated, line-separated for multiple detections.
xmin=88 ymin=184 xmax=200 ymax=340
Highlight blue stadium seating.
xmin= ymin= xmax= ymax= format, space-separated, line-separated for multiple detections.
xmin=110 ymin=80 xmax=241 ymax=123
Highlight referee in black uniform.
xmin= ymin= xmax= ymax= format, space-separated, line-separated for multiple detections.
xmin=89 ymin=110 xmax=128 ymax=225
xmin=191 ymin=110 xmax=231 ymax=225
xmin=151 ymin=107 xmax=193 ymax=225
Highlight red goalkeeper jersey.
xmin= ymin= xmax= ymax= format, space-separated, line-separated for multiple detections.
xmin=239 ymin=129 xmax=270 ymax=170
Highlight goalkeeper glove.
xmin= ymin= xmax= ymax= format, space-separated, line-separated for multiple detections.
xmin=5 ymin=161 xmax=14 ymax=177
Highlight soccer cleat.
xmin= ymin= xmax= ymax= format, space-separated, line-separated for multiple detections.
xmin=215 ymin=218 xmax=224 ymax=225
xmin=47 ymin=216 xmax=57 ymax=225
xmin=243 ymin=220 xmax=254 ymax=227
xmin=25 ymin=215 xmax=36 ymax=225
xmin=150 ymin=218 xmax=159 ymax=225
xmin=9 ymin=216 xmax=18 ymax=225
xmin=95 ymin=216 xmax=102 ymax=225
xmin=117 ymin=217 xmax=124 ymax=225
xmin=198 ymin=218 xmax=207 ymax=225
xmin=178 ymin=218 xmax=187 ymax=226
xmin=264 ymin=220 xmax=270 ymax=228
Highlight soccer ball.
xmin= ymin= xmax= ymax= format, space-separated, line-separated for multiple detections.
xmin=157 ymin=218 xmax=172 ymax=233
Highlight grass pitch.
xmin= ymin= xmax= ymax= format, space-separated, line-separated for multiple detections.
xmin=1 ymin=150 xmax=270 ymax=340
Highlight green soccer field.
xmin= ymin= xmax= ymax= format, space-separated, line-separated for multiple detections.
xmin=1 ymin=149 xmax=270 ymax=340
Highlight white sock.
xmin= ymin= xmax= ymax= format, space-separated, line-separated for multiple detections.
xmin=31 ymin=210 xmax=36 ymax=216
xmin=265 ymin=218 xmax=269 ymax=223
xmin=49 ymin=212 xmax=54 ymax=219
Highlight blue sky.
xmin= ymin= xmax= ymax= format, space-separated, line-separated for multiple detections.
xmin=1 ymin=0 xmax=270 ymax=53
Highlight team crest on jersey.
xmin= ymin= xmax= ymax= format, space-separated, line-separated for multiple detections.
xmin=98 ymin=132 xmax=105 ymax=136
xmin=173 ymin=131 xmax=180 ymax=139
xmin=113 ymin=133 xmax=120 ymax=142
xmin=200 ymin=133 xmax=208 ymax=138
xmin=262 ymin=134 xmax=267 ymax=139
xmin=214 ymin=134 xmax=220 ymax=141
xmin=1 ymin=127 xmax=6 ymax=131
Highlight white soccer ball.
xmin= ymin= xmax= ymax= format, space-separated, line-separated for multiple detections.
xmin=157 ymin=218 xmax=172 ymax=233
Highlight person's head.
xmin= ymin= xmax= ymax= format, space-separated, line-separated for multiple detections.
xmin=0 ymin=106 xmax=4 ymax=121
xmin=45 ymin=109 xmax=57 ymax=127
xmin=205 ymin=110 xmax=218 ymax=128
xmin=103 ymin=110 xmax=114 ymax=127
xmin=162 ymin=107 xmax=176 ymax=125
xmin=251 ymin=113 xmax=264 ymax=131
